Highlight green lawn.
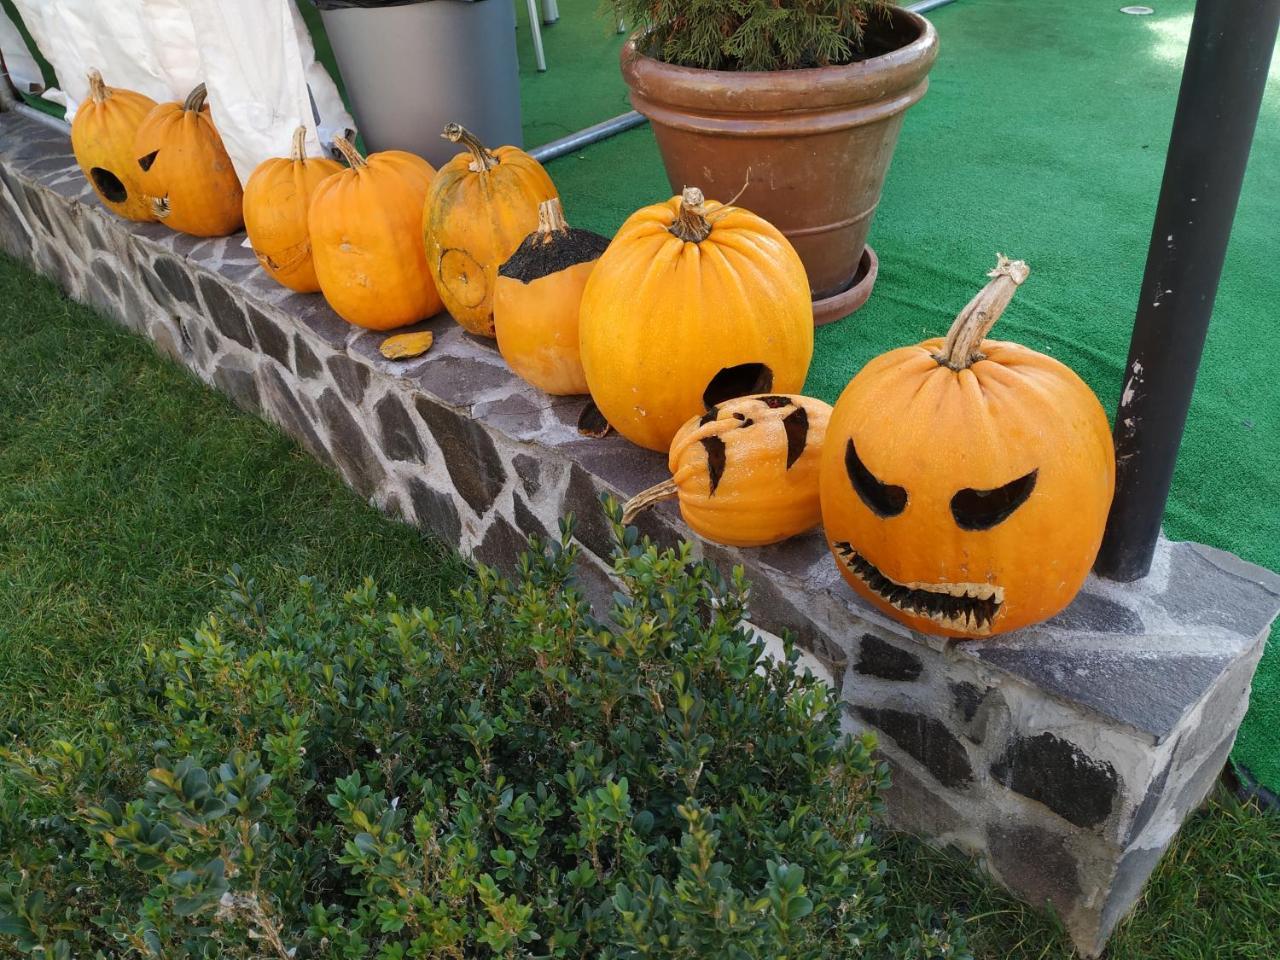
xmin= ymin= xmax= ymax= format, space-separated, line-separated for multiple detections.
xmin=1 ymin=252 xmax=1277 ymax=958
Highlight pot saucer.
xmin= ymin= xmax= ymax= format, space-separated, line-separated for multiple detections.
xmin=812 ymin=246 xmax=878 ymax=327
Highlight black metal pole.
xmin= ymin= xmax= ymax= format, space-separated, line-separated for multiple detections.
xmin=1095 ymin=0 xmax=1280 ymax=582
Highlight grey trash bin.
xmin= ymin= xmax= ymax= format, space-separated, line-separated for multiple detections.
xmin=316 ymin=0 xmax=523 ymax=168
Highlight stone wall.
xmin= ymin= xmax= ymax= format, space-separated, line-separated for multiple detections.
xmin=3 ymin=108 xmax=1277 ymax=957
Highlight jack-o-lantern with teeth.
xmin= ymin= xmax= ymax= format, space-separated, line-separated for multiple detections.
xmin=819 ymin=256 xmax=1115 ymax=638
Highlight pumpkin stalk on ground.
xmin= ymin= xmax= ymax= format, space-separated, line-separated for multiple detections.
xmin=819 ymin=255 xmax=1116 ymax=639
xmin=624 ymin=394 xmax=832 ymax=547
xmin=243 ymin=125 xmax=342 ymax=294
xmin=133 ymin=83 xmax=244 ymax=237
xmin=309 ymin=137 xmax=443 ymax=331
xmin=423 ymin=123 xmax=559 ymax=338
xmin=70 ymin=70 xmax=157 ymax=222
xmin=494 ymin=198 xmax=609 ymax=395
xmin=579 ymin=187 xmax=814 ymax=452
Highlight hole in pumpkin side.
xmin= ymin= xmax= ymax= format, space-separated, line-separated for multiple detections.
xmin=137 ymin=150 xmax=159 ymax=172
xmin=89 ymin=167 xmax=128 ymax=203
xmin=702 ymin=363 xmax=773 ymax=409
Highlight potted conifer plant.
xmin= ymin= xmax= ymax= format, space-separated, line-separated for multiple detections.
xmin=614 ymin=1 xmax=938 ymax=324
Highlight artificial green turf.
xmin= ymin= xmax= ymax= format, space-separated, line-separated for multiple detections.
xmin=0 ymin=249 xmax=1276 ymax=958
xmin=526 ymin=0 xmax=1280 ymax=792
xmin=0 ymin=253 xmax=468 ymax=739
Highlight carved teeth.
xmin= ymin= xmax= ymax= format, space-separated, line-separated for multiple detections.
xmin=832 ymin=542 xmax=1002 ymax=635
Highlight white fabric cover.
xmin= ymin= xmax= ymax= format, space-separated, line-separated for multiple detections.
xmin=4 ymin=0 xmax=353 ymax=185
xmin=0 ymin=6 xmax=43 ymax=98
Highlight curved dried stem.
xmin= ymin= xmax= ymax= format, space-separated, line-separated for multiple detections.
xmin=442 ymin=122 xmax=498 ymax=172
xmin=332 ymin=135 xmax=366 ymax=170
xmin=934 ymin=254 xmax=1030 ymax=370
xmin=621 ymin=479 xmax=679 ymax=525
xmin=182 ymin=83 xmax=208 ymax=113
xmin=669 ymin=187 xmax=712 ymax=243
xmin=87 ymin=69 xmax=108 ymax=104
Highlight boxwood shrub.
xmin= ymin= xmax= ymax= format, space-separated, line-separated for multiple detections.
xmin=1 ymin=507 xmax=966 ymax=958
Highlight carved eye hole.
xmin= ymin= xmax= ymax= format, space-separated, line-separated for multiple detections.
xmin=137 ymin=150 xmax=159 ymax=172
xmin=845 ymin=440 xmax=907 ymax=518
xmin=951 ymin=470 xmax=1038 ymax=531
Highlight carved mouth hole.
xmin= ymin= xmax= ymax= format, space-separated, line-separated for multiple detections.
xmin=702 ymin=363 xmax=772 ymax=409
xmin=137 ymin=150 xmax=160 ymax=172
xmin=951 ymin=469 xmax=1038 ymax=531
xmin=90 ymin=167 xmax=128 ymax=203
xmin=833 ymin=542 xmax=1002 ymax=632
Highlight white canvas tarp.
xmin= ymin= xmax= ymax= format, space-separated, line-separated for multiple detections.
xmin=1 ymin=0 xmax=353 ymax=184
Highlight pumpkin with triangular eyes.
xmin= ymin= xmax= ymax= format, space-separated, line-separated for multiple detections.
xmin=818 ymin=257 xmax=1115 ymax=638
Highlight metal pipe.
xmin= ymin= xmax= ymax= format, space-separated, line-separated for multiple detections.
xmin=530 ymin=0 xmax=960 ymax=162
xmin=13 ymin=101 xmax=69 ymax=133
xmin=1095 ymin=0 xmax=1280 ymax=581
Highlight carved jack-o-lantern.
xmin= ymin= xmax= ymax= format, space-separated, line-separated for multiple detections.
xmin=819 ymin=257 xmax=1115 ymax=638
xmin=70 ymin=70 xmax=157 ymax=222
xmin=624 ymin=394 xmax=831 ymax=547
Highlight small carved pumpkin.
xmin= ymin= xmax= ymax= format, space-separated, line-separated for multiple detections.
xmin=424 ymin=123 xmax=559 ymax=338
xmin=579 ymin=188 xmax=814 ymax=452
xmin=133 ymin=83 xmax=244 ymax=237
xmin=624 ymin=394 xmax=831 ymax=547
xmin=819 ymin=256 xmax=1115 ymax=638
xmin=70 ymin=70 xmax=157 ymax=222
xmin=493 ymin=198 xmax=609 ymax=395
xmin=243 ymin=125 xmax=342 ymax=294
xmin=309 ymin=136 xmax=443 ymax=331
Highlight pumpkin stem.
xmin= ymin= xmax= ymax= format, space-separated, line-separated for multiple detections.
xmin=669 ymin=187 xmax=712 ymax=243
xmin=87 ymin=69 xmax=108 ymax=104
xmin=621 ymin=479 xmax=679 ymax=526
xmin=183 ymin=83 xmax=208 ymax=113
xmin=442 ymin=123 xmax=498 ymax=173
xmin=290 ymin=125 xmax=309 ymax=164
xmin=536 ymin=198 xmax=570 ymax=244
xmin=934 ymin=254 xmax=1031 ymax=370
xmin=332 ymin=135 xmax=367 ymax=170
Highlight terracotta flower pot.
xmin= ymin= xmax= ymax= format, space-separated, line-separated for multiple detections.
xmin=621 ymin=7 xmax=938 ymax=324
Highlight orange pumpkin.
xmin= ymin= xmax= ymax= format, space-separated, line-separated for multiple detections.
xmin=133 ymin=83 xmax=244 ymax=237
xmin=70 ymin=70 xmax=157 ymax=222
xmin=819 ymin=256 xmax=1115 ymax=638
xmin=579 ymin=188 xmax=814 ymax=452
xmin=625 ymin=394 xmax=832 ymax=547
xmin=493 ymin=198 xmax=608 ymax=395
xmin=424 ymin=123 xmax=558 ymax=338
xmin=309 ymin=136 xmax=443 ymax=331
xmin=242 ymin=125 xmax=342 ymax=293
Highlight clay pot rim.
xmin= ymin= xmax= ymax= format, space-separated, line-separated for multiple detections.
xmin=621 ymin=7 xmax=939 ymax=113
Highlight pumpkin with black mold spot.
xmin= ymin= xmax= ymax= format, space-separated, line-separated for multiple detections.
xmin=243 ymin=125 xmax=342 ymax=294
xmin=579 ymin=188 xmax=813 ymax=452
xmin=819 ymin=256 xmax=1115 ymax=639
xmin=424 ymin=123 xmax=559 ymax=338
xmin=71 ymin=70 xmax=157 ymax=222
xmin=624 ymin=394 xmax=831 ymax=547
xmin=494 ymin=198 xmax=609 ymax=396
xmin=133 ymin=83 xmax=244 ymax=237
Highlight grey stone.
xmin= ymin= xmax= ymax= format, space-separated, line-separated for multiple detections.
xmin=951 ymin=682 xmax=986 ymax=723
xmin=91 ymin=259 xmax=119 ymax=297
xmin=747 ymin=574 xmax=847 ymax=677
xmin=327 ymin=354 xmax=371 ymax=406
xmin=856 ymin=635 xmax=923 ymax=682
xmin=414 ymin=396 xmax=507 ymax=515
xmin=473 ymin=515 xmax=527 ymax=575
xmin=514 ymin=453 xmax=543 ymax=497
xmin=153 ymin=255 xmax=196 ymax=306
xmin=856 ymin=707 xmax=974 ymax=789
xmin=1045 ymin=591 xmax=1143 ymax=633
xmin=374 ymin=394 xmax=425 ymax=463
xmin=246 ymin=305 xmax=290 ymax=369
xmin=565 ymin=463 xmax=614 ymax=560
xmin=1096 ymin=844 xmax=1166 ymax=949
xmin=1125 ymin=759 xmax=1172 ymax=845
xmin=198 ymin=274 xmax=253 ymax=349
xmin=1161 ymin=541 xmax=1280 ymax=633
xmin=316 ymin=389 xmax=385 ymax=497
xmin=970 ymin=645 xmax=1234 ymax=741
xmin=986 ymin=823 xmax=1081 ymax=914
xmin=514 ymin=497 xmax=551 ymax=543
xmin=991 ymin=733 xmax=1118 ymax=828
xmin=878 ymin=756 xmax=967 ymax=840
xmin=212 ymin=362 xmax=260 ymax=413
xmin=412 ymin=354 xmax=513 ymax=401
xmin=258 ymin=364 xmax=331 ymax=467
xmin=1168 ymin=734 xmax=1234 ymax=824
xmin=293 ymin=335 xmax=323 ymax=379
xmin=406 ymin=478 xmax=462 ymax=545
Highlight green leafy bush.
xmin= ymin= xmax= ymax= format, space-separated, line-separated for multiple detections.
xmin=1 ymin=508 xmax=966 ymax=958
xmin=613 ymin=0 xmax=888 ymax=71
